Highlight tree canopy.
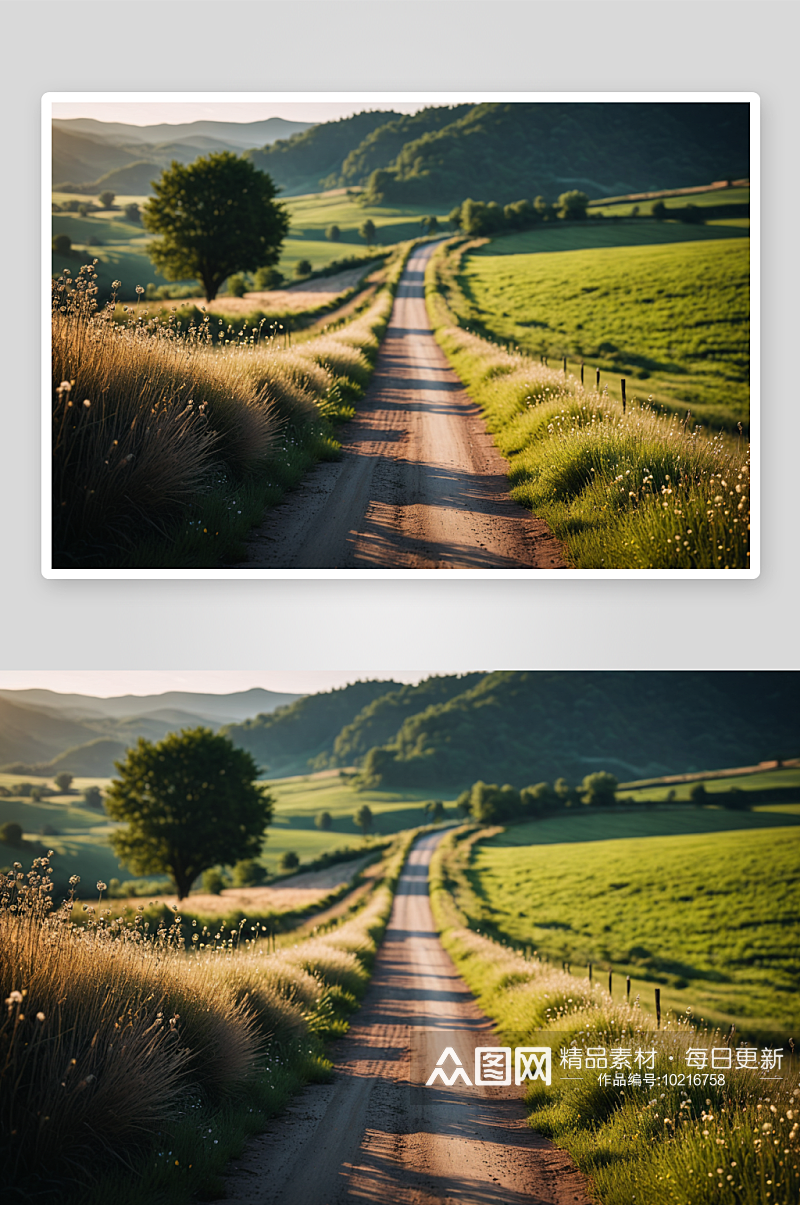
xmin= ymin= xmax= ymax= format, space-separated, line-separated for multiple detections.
xmin=105 ymin=727 xmax=273 ymax=899
xmin=143 ymin=152 xmax=290 ymax=302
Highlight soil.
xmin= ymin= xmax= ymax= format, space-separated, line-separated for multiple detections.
xmin=239 ymin=242 xmax=566 ymax=569
xmin=215 ymin=832 xmax=592 ymax=1205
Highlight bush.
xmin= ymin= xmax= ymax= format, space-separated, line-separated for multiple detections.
xmin=231 ymin=858 xmax=266 ymax=887
xmin=294 ymin=259 xmax=312 ymax=277
xmin=689 ymin=782 xmax=707 ymax=807
xmin=254 ymin=265 xmax=284 ymax=290
xmin=279 ymin=851 xmax=300 ymax=872
xmin=226 ymin=273 xmax=248 ymax=297
xmin=124 ymin=202 xmax=140 ymax=222
xmin=315 ymin=811 xmax=333 ymax=831
xmin=83 ymin=785 xmax=104 ymax=809
xmin=0 ymin=822 xmax=23 ymax=846
xmin=52 ymin=233 xmax=71 ymax=255
xmin=77 ymin=202 xmax=91 ymax=218
xmin=325 ymin=224 xmax=341 ymax=242
xmin=98 ymin=190 xmax=115 ymax=209
xmin=54 ymin=773 xmax=73 ymax=793
xmin=201 ymin=867 xmax=226 ymax=894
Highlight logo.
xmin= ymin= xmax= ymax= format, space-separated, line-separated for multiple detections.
xmin=425 ymin=1045 xmax=552 ymax=1088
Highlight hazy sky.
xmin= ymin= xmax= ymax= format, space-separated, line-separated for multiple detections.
xmin=0 ymin=670 xmax=435 ymax=698
xmin=50 ymin=100 xmax=428 ymax=126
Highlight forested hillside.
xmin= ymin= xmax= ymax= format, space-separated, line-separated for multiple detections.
xmin=355 ymin=672 xmax=797 ymax=790
xmin=220 ymin=679 xmax=404 ymax=776
xmin=247 ymin=101 xmax=749 ymax=204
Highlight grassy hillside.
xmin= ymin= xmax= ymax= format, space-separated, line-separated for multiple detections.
xmin=468 ymin=812 xmax=800 ymax=1036
xmin=358 ymin=672 xmax=797 ymax=792
xmin=458 ymin=229 xmax=750 ymax=426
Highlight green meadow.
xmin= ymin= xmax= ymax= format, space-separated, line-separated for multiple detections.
xmin=587 ymin=185 xmax=750 ymax=218
xmin=468 ymin=807 xmax=800 ymax=1038
xmin=1 ymin=770 xmax=457 ymax=887
xmin=458 ymin=229 xmax=750 ymax=427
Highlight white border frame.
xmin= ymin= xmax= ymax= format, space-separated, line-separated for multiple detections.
xmin=42 ymin=91 xmax=759 ymax=580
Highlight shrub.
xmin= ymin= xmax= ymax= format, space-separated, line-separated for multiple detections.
xmin=325 ymin=224 xmax=341 ymax=242
xmin=315 ymin=811 xmax=333 ymax=831
xmin=294 ymin=259 xmax=312 ymax=277
xmin=689 ymin=782 xmax=707 ymax=806
xmin=83 ymin=785 xmax=103 ymax=809
xmin=98 ymin=190 xmax=115 ymax=209
xmin=254 ymin=265 xmax=284 ymax=290
xmin=201 ymin=867 xmax=226 ymax=894
xmin=279 ymin=851 xmax=300 ymax=872
xmin=231 ymin=858 xmax=266 ymax=887
xmin=0 ymin=822 xmax=23 ymax=846
xmin=54 ymin=773 xmax=73 ymax=793
xmin=52 ymin=233 xmax=71 ymax=255
xmin=226 ymin=272 xmax=248 ymax=297
xmin=123 ymin=202 xmax=140 ymax=222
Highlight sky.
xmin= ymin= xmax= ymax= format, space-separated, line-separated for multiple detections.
xmin=0 ymin=671 xmax=437 ymax=698
xmin=50 ymin=100 xmax=428 ymax=126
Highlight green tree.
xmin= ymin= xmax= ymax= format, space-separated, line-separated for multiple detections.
xmin=54 ymin=773 xmax=73 ymax=793
xmin=52 ymin=233 xmax=71 ymax=255
xmin=425 ymin=800 xmax=445 ymax=823
xmin=326 ymin=224 xmax=341 ymax=242
xmin=77 ymin=202 xmax=91 ymax=218
xmin=557 ymin=190 xmax=590 ymax=221
xmin=455 ymin=789 xmax=472 ymax=818
xmin=354 ymin=804 xmax=374 ymax=835
xmin=534 ymin=196 xmax=554 ymax=222
xmin=651 ymin=200 xmax=666 ymax=221
xmin=254 ymin=265 xmax=283 ymax=290
xmin=143 ymin=152 xmax=289 ymax=302
xmin=521 ymin=782 xmax=557 ymax=814
xmin=280 ymin=850 xmax=300 ymax=872
xmin=83 ymin=785 xmax=104 ymax=809
xmin=359 ymin=218 xmax=376 ymax=245
xmin=315 ymin=810 xmax=333 ymax=831
xmin=98 ymin=190 xmax=115 ymax=209
xmin=580 ymin=771 xmax=618 ymax=807
xmin=689 ymin=782 xmax=707 ymax=807
xmin=447 ymin=204 xmax=463 ymax=230
xmin=30 ymin=787 xmax=44 ymax=803
xmin=104 ymin=727 xmax=273 ymax=901
xmin=294 ymin=258 xmax=312 ymax=277
xmin=124 ymin=202 xmax=140 ymax=223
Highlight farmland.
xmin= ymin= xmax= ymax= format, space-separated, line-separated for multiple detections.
xmin=0 ymin=769 xmax=457 ymax=891
xmin=465 ymin=806 xmax=800 ymax=1038
xmin=455 ymin=228 xmax=750 ymax=428
xmin=52 ymin=188 xmax=449 ymax=301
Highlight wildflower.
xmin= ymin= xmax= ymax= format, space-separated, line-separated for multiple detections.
xmin=5 ymin=990 xmax=23 ymax=1006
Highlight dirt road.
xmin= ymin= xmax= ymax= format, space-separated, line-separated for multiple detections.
xmin=218 ymin=832 xmax=590 ymax=1205
xmin=241 ymin=243 xmax=566 ymax=569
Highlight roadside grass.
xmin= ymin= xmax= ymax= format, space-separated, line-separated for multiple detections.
xmin=456 ymin=232 xmax=750 ymax=425
xmin=52 ymin=242 xmax=413 ymax=569
xmin=2 ymin=828 xmax=422 ymax=1203
xmin=425 ymin=240 xmax=750 ymax=569
xmin=468 ymin=820 xmax=800 ymax=1036
xmin=429 ymin=828 xmax=800 ymax=1205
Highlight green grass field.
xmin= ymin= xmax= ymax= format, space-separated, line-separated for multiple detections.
xmin=52 ymin=189 xmax=450 ymax=299
xmin=469 ymin=809 xmax=800 ymax=1036
xmin=458 ymin=230 xmax=750 ymax=425
xmin=1 ymin=770 xmax=457 ymax=887
xmin=617 ymin=765 xmax=800 ymax=803
xmin=587 ymin=185 xmax=750 ymax=218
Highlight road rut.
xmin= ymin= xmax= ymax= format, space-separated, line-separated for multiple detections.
xmin=241 ymin=243 xmax=566 ymax=569
xmin=218 ymin=832 xmax=591 ymax=1205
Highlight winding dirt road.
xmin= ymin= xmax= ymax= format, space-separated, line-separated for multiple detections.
xmin=241 ymin=243 xmax=566 ymax=569
xmin=217 ymin=832 xmax=590 ymax=1205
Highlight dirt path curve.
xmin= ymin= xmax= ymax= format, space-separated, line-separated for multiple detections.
xmin=240 ymin=243 xmax=566 ymax=569
xmin=217 ymin=832 xmax=591 ymax=1205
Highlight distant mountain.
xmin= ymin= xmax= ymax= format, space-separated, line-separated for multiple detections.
xmin=0 ymin=687 xmax=301 ymax=725
xmin=52 ymin=116 xmax=313 ymax=192
xmin=0 ymin=687 xmax=305 ymax=775
xmin=221 ymin=680 xmax=404 ymax=777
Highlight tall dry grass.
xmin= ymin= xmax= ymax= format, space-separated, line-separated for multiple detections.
xmin=51 ymin=250 xmax=402 ymax=568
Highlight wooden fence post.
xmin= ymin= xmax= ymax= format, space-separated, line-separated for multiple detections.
xmin=588 ymin=962 xmax=592 ymax=982
xmin=596 ymin=367 xmax=600 ymax=391
xmin=655 ymin=987 xmax=661 ymax=1027
xmin=563 ymin=356 xmax=567 ymax=376
xmin=626 ymin=975 xmax=631 ymax=1001
xmin=608 ymin=969 xmax=613 ymax=996
xmin=581 ymin=360 xmax=585 ymax=386
xmin=621 ymin=378 xmax=626 ymax=413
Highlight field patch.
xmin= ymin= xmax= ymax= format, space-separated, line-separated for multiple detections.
xmin=470 ymin=820 xmax=800 ymax=1034
xmin=461 ymin=234 xmax=750 ymax=425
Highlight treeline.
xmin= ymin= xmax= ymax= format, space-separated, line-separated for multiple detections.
xmin=456 ymin=774 xmax=768 ymax=824
xmin=447 ymin=190 xmax=591 ymax=236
